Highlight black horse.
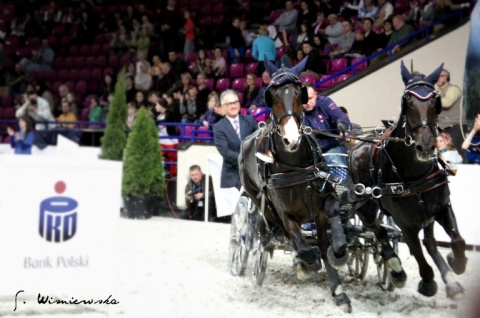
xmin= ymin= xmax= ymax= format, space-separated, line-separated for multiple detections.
xmin=343 ymin=61 xmax=467 ymax=299
xmin=238 ymin=57 xmax=352 ymax=312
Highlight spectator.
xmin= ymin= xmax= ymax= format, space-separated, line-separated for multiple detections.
xmin=252 ymin=25 xmax=276 ymax=76
xmin=320 ymin=14 xmax=343 ymax=49
xmin=192 ymin=49 xmax=212 ymax=78
xmin=176 ymin=86 xmax=199 ymax=123
xmin=158 ymin=0 xmax=183 ymax=60
xmin=349 ymin=17 xmax=381 ymax=57
xmin=152 ymin=62 xmax=176 ymax=94
xmin=65 ymin=92 xmax=78 ymax=117
xmin=312 ymin=34 xmax=325 ymax=51
xmin=377 ymin=18 xmax=394 ymax=49
xmin=126 ymin=102 xmax=137 ymax=130
xmin=150 ymin=55 xmax=163 ymax=77
xmin=195 ymin=73 xmax=211 ymax=117
xmin=287 ymin=21 xmax=312 ymax=51
xmin=168 ymin=51 xmax=189 ymax=82
xmin=134 ymin=61 xmax=153 ymax=91
xmin=140 ymin=15 xmax=154 ymax=36
xmin=133 ymin=91 xmax=148 ymax=109
xmin=57 ymin=100 xmax=78 ymax=129
xmin=88 ymin=96 xmax=103 ymax=123
xmin=135 ymin=26 xmax=151 ymax=57
xmin=125 ymin=62 xmax=136 ymax=78
xmin=303 ymin=84 xmax=351 ymax=166
xmin=462 ymin=113 xmax=480 ymax=164
xmin=436 ymin=132 xmax=462 ymax=171
xmin=73 ymin=11 xmax=96 ymax=44
xmin=408 ymin=0 xmax=435 ymax=26
xmin=344 ymin=0 xmax=377 ymax=22
xmin=387 ymin=15 xmax=416 ymax=54
xmin=301 ymin=41 xmax=325 ymax=78
xmin=19 ymin=39 xmax=55 ymax=72
xmin=135 ymin=51 xmax=151 ymax=74
xmin=111 ymin=24 xmax=135 ymax=55
xmin=182 ymin=10 xmax=196 ymax=62
xmin=297 ymin=1 xmax=316 ymax=27
xmin=125 ymin=75 xmax=137 ymax=103
xmin=213 ymin=89 xmax=259 ymax=189
xmin=15 ymin=91 xmax=55 ymax=130
xmin=212 ymin=47 xmax=227 ymax=79
xmin=373 ymin=0 xmax=394 ymax=27
xmin=243 ymin=73 xmax=260 ymax=110
xmin=432 ymin=0 xmax=471 ymax=32
xmin=274 ymin=0 xmax=299 ymax=35
xmin=35 ymin=81 xmax=54 ymax=116
xmin=262 ymin=23 xmax=283 ymax=49
xmin=239 ymin=19 xmax=255 ymax=48
xmin=227 ymin=17 xmax=246 ymax=64
xmin=328 ymin=20 xmax=356 ymax=59
xmin=200 ymin=92 xmax=225 ymax=127
xmin=436 ymin=68 xmax=467 ymax=162
xmin=250 ymin=70 xmax=272 ymax=108
xmin=312 ymin=11 xmax=328 ymax=35
xmin=6 ymin=64 xmax=29 ymax=96
xmin=155 ymin=97 xmax=179 ymax=177
xmin=183 ymin=165 xmax=215 ymax=221
xmin=7 ymin=116 xmax=35 ymax=155
xmin=102 ymin=73 xmax=115 ymax=103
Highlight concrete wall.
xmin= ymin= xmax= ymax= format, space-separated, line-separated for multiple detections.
xmin=329 ymin=22 xmax=470 ymax=129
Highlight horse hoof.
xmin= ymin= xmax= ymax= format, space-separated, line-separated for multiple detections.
xmin=335 ymin=293 xmax=352 ymax=313
xmin=309 ymin=259 xmax=322 ymax=272
xmin=327 ymin=246 xmax=349 ymax=269
xmin=446 ymin=282 xmax=464 ymax=300
xmin=447 ymin=253 xmax=468 ymax=275
xmin=295 ymin=262 xmax=312 ymax=281
xmin=390 ymin=269 xmax=407 ymax=288
xmin=418 ymin=280 xmax=438 ymax=297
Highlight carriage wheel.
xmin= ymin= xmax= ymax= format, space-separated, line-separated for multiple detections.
xmin=252 ymin=216 xmax=273 ymax=286
xmin=229 ymin=196 xmax=254 ymax=276
xmin=347 ymin=237 xmax=370 ymax=280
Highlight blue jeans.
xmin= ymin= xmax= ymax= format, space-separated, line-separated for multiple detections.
xmin=323 ymin=146 xmax=348 ymax=167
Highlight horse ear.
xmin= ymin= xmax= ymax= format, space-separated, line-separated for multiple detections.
xmin=290 ymin=56 xmax=308 ymax=76
xmin=400 ymin=60 xmax=412 ymax=85
xmin=264 ymin=55 xmax=277 ymax=76
xmin=425 ymin=63 xmax=444 ymax=86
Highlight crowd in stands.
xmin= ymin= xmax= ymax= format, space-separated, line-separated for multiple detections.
xmin=0 ymin=0 xmax=474 ymax=172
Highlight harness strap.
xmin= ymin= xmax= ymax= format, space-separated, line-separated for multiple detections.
xmin=380 ymin=169 xmax=448 ymax=196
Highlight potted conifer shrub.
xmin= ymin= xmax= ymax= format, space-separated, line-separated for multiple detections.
xmin=99 ymin=70 xmax=128 ymax=161
xmin=122 ymin=107 xmax=166 ymax=219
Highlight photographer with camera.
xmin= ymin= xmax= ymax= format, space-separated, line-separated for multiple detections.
xmin=15 ymin=90 xmax=55 ymax=130
xmin=183 ymin=165 xmax=215 ymax=221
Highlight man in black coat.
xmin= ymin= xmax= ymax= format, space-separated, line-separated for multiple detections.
xmin=213 ymin=89 xmax=258 ymax=190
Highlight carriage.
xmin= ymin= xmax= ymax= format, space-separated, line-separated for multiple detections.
xmin=227 ymin=59 xmax=467 ymax=311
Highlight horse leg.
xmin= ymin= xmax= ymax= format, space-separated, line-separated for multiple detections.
xmin=402 ymin=227 xmax=438 ymax=297
xmin=423 ymin=223 xmax=464 ymax=300
xmin=315 ymin=213 xmax=352 ymax=313
xmin=325 ymin=191 xmax=349 ymax=268
xmin=284 ymin=216 xmax=320 ymax=280
xmin=436 ymin=202 xmax=468 ymax=275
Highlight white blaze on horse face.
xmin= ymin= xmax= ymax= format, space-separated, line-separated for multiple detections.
xmin=283 ymin=116 xmax=301 ymax=148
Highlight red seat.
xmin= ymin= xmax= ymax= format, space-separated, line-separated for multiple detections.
xmin=215 ymin=78 xmax=230 ymax=92
xmin=212 ymin=15 xmax=224 ymax=26
xmin=79 ymin=68 xmax=91 ymax=80
xmin=300 ymin=74 xmax=318 ymax=85
xmin=315 ymin=75 xmax=335 ymax=92
xmin=25 ymin=37 xmax=40 ymax=48
xmin=74 ymin=57 xmax=85 ymax=68
xmin=53 ymin=25 xmax=66 ymax=36
xmin=65 ymin=81 xmax=75 ymax=92
xmin=204 ymin=78 xmax=214 ymax=91
xmin=0 ymin=96 xmax=12 ymax=108
xmin=75 ymin=81 xmax=87 ymax=96
xmin=196 ymin=126 xmax=211 ymax=140
xmin=351 ymin=57 xmax=368 ymax=73
xmin=244 ymin=48 xmax=253 ymax=62
xmin=187 ymin=51 xmax=198 ymax=64
xmin=240 ymin=107 xmax=248 ymax=115
xmin=3 ymin=107 xmax=15 ymax=119
xmin=4 ymin=35 xmax=19 ymax=47
xmin=229 ymin=63 xmax=244 ymax=79
xmin=68 ymin=45 xmax=79 ymax=56
xmin=231 ymin=78 xmax=245 ymax=92
xmin=251 ymin=107 xmax=270 ymax=122
xmin=276 ymin=46 xmax=286 ymax=59
xmin=90 ymin=68 xmax=103 ymax=81
xmin=330 ymin=58 xmax=348 ymax=74
xmin=95 ymin=55 xmax=106 ymax=68
xmin=68 ymin=69 xmax=80 ymax=81
xmin=79 ymin=45 xmax=90 ymax=56
xmin=108 ymin=55 xmax=119 ymax=69
xmin=90 ymin=44 xmax=101 ymax=55
xmin=64 ymin=56 xmax=75 ymax=68
xmin=199 ymin=16 xmax=212 ymax=27
xmin=58 ymin=69 xmax=69 ymax=81
xmin=85 ymin=56 xmax=96 ymax=68
xmin=94 ymin=34 xmax=104 ymax=43
xmin=101 ymin=43 xmax=111 ymax=54
xmin=245 ymin=62 xmax=258 ymax=75
xmin=334 ymin=74 xmax=351 ymax=84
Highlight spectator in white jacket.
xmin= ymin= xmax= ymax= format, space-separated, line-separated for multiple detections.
xmin=15 ymin=91 xmax=55 ymax=130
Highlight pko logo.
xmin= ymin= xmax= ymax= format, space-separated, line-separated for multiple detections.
xmin=39 ymin=181 xmax=78 ymax=243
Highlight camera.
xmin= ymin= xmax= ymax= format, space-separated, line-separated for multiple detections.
xmin=29 ymin=98 xmax=37 ymax=106
xmin=187 ymin=191 xmax=194 ymax=203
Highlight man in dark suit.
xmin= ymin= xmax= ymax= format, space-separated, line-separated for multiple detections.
xmin=213 ymin=89 xmax=258 ymax=190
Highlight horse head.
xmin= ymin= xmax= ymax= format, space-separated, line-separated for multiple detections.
xmin=400 ymin=61 xmax=443 ymax=161
xmin=263 ymin=56 xmax=309 ymax=152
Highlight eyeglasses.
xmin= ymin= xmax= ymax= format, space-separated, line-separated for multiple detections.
xmin=222 ymin=100 xmax=240 ymax=107
xmin=439 ymin=75 xmax=447 ymax=77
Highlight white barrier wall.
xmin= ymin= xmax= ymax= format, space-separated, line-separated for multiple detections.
xmin=0 ymin=153 xmax=122 ymax=307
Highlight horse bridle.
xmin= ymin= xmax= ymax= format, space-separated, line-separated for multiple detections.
xmin=402 ymin=80 xmax=440 ymax=142
xmin=265 ymin=71 xmax=307 ymax=137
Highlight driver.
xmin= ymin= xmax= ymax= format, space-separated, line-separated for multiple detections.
xmin=302 ymin=84 xmax=351 ymax=167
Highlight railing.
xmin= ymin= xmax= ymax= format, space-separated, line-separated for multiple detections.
xmin=314 ymin=7 xmax=470 ymax=90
